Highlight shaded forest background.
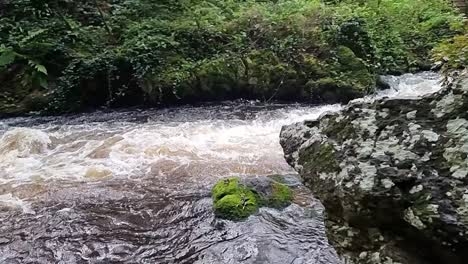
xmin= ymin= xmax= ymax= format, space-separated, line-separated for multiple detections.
xmin=0 ymin=0 xmax=466 ymax=116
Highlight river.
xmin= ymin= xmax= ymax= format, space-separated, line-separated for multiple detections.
xmin=0 ymin=72 xmax=441 ymax=264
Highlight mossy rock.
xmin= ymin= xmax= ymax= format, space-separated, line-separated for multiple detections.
xmin=307 ymin=77 xmax=362 ymax=103
xmin=264 ymin=181 xmax=293 ymax=208
xmin=211 ymin=177 xmax=294 ymax=221
xmin=307 ymin=46 xmax=375 ymax=102
xmin=336 ymin=46 xmax=366 ymax=72
xmin=214 ymin=191 xmax=258 ymax=220
xmin=212 ymin=178 xmax=258 ymax=220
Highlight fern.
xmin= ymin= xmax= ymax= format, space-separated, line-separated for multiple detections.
xmin=0 ymin=46 xmax=49 ymax=89
xmin=0 ymin=46 xmax=16 ymax=67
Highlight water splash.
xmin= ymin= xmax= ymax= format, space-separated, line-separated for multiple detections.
xmin=0 ymin=127 xmax=50 ymax=157
xmin=0 ymin=193 xmax=35 ymax=214
xmin=376 ymin=71 xmax=442 ymax=99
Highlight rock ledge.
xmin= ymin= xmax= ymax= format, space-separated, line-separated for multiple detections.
xmin=280 ymin=74 xmax=468 ymax=264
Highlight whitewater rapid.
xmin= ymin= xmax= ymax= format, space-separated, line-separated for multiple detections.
xmin=0 ymin=72 xmax=441 ymax=185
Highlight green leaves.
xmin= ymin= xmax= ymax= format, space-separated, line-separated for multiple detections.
xmin=0 ymin=0 xmax=465 ymax=115
xmin=37 ymin=75 xmax=48 ymax=89
xmin=34 ymin=64 xmax=48 ymax=75
xmin=28 ymin=60 xmax=48 ymax=89
xmin=433 ymin=32 xmax=468 ymax=82
xmin=0 ymin=47 xmax=16 ymax=67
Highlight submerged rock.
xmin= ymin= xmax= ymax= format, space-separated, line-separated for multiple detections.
xmin=280 ymin=74 xmax=468 ymax=263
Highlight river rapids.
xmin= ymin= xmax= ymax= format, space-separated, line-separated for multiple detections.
xmin=0 ymin=72 xmax=441 ymax=264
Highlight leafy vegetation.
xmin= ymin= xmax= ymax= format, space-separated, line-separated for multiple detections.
xmin=0 ymin=0 xmax=465 ymax=116
xmin=432 ymin=26 xmax=468 ymax=83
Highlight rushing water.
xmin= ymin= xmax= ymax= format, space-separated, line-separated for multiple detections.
xmin=0 ymin=72 xmax=441 ymax=264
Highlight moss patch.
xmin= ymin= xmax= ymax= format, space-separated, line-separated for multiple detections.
xmin=322 ymin=116 xmax=356 ymax=143
xmin=212 ymin=177 xmax=294 ymax=220
xmin=266 ymin=182 xmax=293 ymax=208
xmin=299 ymin=142 xmax=340 ymax=174
xmin=212 ymin=178 xmax=258 ymax=220
xmin=212 ymin=177 xmax=241 ymax=201
xmin=307 ymin=46 xmax=375 ymax=104
xmin=214 ymin=191 xmax=258 ymax=221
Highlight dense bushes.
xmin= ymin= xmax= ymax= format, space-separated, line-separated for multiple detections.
xmin=0 ymin=0 xmax=465 ymax=116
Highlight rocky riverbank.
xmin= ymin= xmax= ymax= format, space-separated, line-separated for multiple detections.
xmin=280 ymin=73 xmax=468 ymax=264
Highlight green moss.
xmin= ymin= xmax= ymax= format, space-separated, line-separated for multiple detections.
xmin=267 ymin=182 xmax=293 ymax=208
xmin=214 ymin=192 xmax=258 ymax=220
xmin=212 ymin=178 xmax=258 ymax=220
xmin=307 ymin=77 xmax=361 ymax=103
xmin=211 ymin=177 xmax=294 ymax=220
xmin=299 ymin=143 xmax=340 ymax=174
xmin=322 ymin=116 xmax=356 ymax=143
xmin=336 ymin=46 xmax=362 ymax=70
xmin=306 ymin=45 xmax=375 ymax=102
xmin=212 ymin=177 xmax=241 ymax=201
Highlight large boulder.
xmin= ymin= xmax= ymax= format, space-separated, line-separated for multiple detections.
xmin=280 ymin=74 xmax=468 ymax=264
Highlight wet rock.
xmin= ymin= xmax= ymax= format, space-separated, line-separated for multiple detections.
xmin=242 ymin=176 xmax=293 ymax=209
xmin=376 ymin=75 xmax=391 ymax=90
xmin=280 ymin=73 xmax=468 ymax=263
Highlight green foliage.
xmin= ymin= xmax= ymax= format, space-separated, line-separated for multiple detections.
xmin=0 ymin=0 xmax=464 ymax=115
xmin=432 ymin=29 xmax=468 ymax=80
xmin=327 ymin=0 xmax=465 ymax=73
xmin=0 ymin=48 xmax=16 ymax=66
xmin=0 ymin=45 xmax=48 ymax=89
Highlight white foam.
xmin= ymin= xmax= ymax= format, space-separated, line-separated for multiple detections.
xmin=0 ymin=72 xmax=442 ymax=184
xmin=0 ymin=193 xmax=35 ymax=214
xmin=376 ymin=72 xmax=442 ymax=99
xmin=0 ymin=127 xmax=51 ymax=157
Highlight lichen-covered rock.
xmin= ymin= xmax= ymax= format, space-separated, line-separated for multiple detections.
xmin=280 ymin=74 xmax=468 ymax=264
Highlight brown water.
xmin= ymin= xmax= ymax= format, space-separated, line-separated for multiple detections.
xmin=0 ymin=72 xmax=442 ymax=263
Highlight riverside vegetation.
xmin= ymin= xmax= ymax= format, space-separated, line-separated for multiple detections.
xmin=0 ymin=0 xmax=466 ymax=116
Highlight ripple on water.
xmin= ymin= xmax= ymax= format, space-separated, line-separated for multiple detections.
xmin=0 ymin=178 xmax=340 ymax=264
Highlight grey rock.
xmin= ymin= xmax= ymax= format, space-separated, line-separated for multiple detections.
xmin=280 ymin=73 xmax=468 ymax=264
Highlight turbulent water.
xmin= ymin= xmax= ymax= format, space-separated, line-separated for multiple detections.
xmin=0 ymin=72 xmax=441 ymax=264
